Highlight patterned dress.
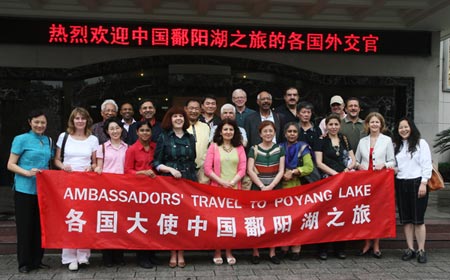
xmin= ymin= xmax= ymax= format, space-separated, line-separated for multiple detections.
xmin=248 ymin=144 xmax=285 ymax=190
xmin=154 ymin=130 xmax=197 ymax=182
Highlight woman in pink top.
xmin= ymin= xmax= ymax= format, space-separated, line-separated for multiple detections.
xmin=94 ymin=118 xmax=128 ymax=267
xmin=204 ymin=119 xmax=247 ymax=265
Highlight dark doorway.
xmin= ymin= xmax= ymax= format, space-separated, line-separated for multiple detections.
xmin=0 ymin=55 xmax=414 ymax=192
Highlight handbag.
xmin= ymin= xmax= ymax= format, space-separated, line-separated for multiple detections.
xmin=298 ymin=143 xmax=322 ymax=184
xmin=427 ymin=164 xmax=445 ymax=191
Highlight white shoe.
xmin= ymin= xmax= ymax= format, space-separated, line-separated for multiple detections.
xmin=68 ymin=261 xmax=78 ymax=271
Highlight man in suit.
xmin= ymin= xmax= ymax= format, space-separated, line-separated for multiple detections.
xmin=244 ymin=91 xmax=285 ymax=149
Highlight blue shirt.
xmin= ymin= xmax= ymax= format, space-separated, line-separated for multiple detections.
xmin=10 ymin=131 xmax=53 ymax=195
xmin=235 ymin=107 xmax=256 ymax=127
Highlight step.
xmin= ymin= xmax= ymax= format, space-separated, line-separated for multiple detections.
xmin=1 ymin=220 xmax=450 ymax=254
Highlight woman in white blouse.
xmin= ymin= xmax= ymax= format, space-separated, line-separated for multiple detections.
xmin=393 ymin=117 xmax=432 ymax=264
xmin=355 ymin=112 xmax=395 ymax=258
xmin=54 ymin=107 xmax=99 ymax=271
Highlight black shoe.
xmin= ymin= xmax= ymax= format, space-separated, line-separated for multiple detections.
xmin=251 ymin=255 xmax=260 ymax=264
xmin=32 ymin=262 xmax=50 ymax=270
xmin=289 ymin=252 xmax=300 ymax=261
xmin=148 ymin=255 xmax=162 ymax=266
xmin=278 ymin=250 xmax=288 ymax=259
xmin=18 ymin=266 xmax=31 ymax=273
xmin=401 ymin=248 xmax=416 ymax=261
xmin=372 ymin=251 xmax=382 ymax=259
xmin=39 ymin=263 xmax=50 ymax=269
xmin=336 ymin=251 xmax=347 ymax=259
xmin=138 ymin=260 xmax=154 ymax=269
xmin=319 ymin=252 xmax=328 ymax=260
xmin=269 ymin=255 xmax=281 ymax=265
xmin=417 ymin=250 xmax=427 ymax=263
xmin=358 ymin=247 xmax=372 ymax=256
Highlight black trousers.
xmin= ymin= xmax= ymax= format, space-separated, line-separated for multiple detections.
xmin=14 ymin=191 xmax=44 ymax=269
xmin=318 ymin=241 xmax=346 ymax=253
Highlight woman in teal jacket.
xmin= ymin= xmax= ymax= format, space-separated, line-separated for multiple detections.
xmin=7 ymin=109 xmax=53 ymax=273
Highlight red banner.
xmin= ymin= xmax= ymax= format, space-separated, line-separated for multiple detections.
xmin=37 ymin=170 xmax=396 ymax=250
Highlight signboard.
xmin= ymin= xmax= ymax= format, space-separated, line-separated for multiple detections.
xmin=0 ymin=17 xmax=431 ymax=56
xmin=37 ymin=170 xmax=396 ymax=249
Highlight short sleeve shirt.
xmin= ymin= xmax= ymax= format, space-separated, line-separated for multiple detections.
xmin=57 ymin=133 xmax=98 ymax=171
xmin=10 ymin=131 xmax=53 ymax=194
xmin=248 ymin=144 xmax=285 ymax=188
xmin=96 ymin=140 xmax=128 ymax=174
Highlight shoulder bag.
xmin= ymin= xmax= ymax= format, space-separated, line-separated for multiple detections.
xmin=428 ymin=164 xmax=445 ymax=191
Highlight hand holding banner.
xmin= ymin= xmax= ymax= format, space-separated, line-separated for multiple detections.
xmin=37 ymin=169 xmax=396 ymax=250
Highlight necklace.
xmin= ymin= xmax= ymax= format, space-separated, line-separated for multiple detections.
xmin=222 ymin=145 xmax=233 ymax=153
xmin=333 ymin=145 xmax=340 ymax=157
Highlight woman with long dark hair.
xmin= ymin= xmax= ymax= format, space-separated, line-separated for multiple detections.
xmin=204 ymin=118 xmax=247 ymax=265
xmin=393 ymin=117 xmax=432 ymax=263
xmin=315 ymin=114 xmax=356 ymax=260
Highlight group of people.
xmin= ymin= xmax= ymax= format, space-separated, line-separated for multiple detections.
xmin=7 ymin=87 xmax=432 ymax=273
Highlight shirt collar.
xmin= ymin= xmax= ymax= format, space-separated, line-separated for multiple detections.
xmin=343 ymin=116 xmax=363 ymax=124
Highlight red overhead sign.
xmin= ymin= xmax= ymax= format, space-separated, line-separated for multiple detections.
xmin=0 ymin=18 xmax=432 ymax=56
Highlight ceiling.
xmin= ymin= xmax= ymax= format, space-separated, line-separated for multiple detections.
xmin=2 ymin=0 xmax=450 ymax=37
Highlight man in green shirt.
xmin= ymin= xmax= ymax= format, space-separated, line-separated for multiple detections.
xmin=340 ymin=97 xmax=365 ymax=151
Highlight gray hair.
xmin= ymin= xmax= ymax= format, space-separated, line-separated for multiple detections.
xmin=101 ymin=99 xmax=118 ymax=112
xmin=283 ymin=122 xmax=300 ymax=135
xmin=257 ymin=91 xmax=272 ymax=100
xmin=232 ymin=88 xmax=247 ymax=98
xmin=220 ymin=103 xmax=236 ymax=115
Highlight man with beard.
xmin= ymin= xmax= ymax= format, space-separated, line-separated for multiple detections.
xmin=318 ymin=95 xmax=346 ymax=135
xmin=232 ymin=88 xmax=255 ymax=127
xmin=120 ymin=102 xmax=136 ymax=132
xmin=185 ymin=99 xmax=211 ymax=184
xmin=126 ymin=100 xmax=162 ymax=145
xmin=340 ymin=97 xmax=365 ymax=150
xmin=274 ymin=87 xmax=300 ymax=123
xmin=244 ymin=91 xmax=285 ymax=148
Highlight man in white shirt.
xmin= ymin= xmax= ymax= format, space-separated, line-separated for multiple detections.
xmin=244 ymin=91 xmax=285 ymax=148
xmin=120 ymin=102 xmax=136 ymax=132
